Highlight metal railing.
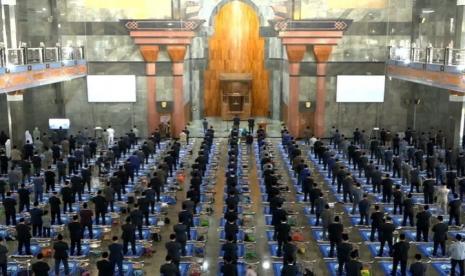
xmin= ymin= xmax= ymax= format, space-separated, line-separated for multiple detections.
xmin=388 ymin=46 xmax=465 ymax=67
xmin=0 ymin=44 xmax=85 ymax=68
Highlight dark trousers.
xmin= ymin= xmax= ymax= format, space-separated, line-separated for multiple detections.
xmin=379 ymin=238 xmax=393 ymax=256
xmin=433 ymin=240 xmax=446 ymax=256
xmin=277 ymin=239 xmax=283 ymax=257
xmin=137 ymin=225 xmax=143 ymax=240
xmin=111 ymin=259 xmax=124 ymax=276
xmin=370 ymin=226 xmax=378 ymax=242
xmin=32 ymin=223 xmax=42 ymax=237
xmin=416 ymin=227 xmax=429 ymax=242
xmin=63 ymin=201 xmax=73 ymax=213
xmin=82 ymin=223 xmax=93 ymax=239
xmin=54 ymin=257 xmax=70 ymax=275
xmin=359 ymin=212 xmax=369 ymax=225
xmin=96 ymin=210 xmax=106 ymax=225
xmin=338 ymin=259 xmax=348 ymax=275
xmin=449 ymin=212 xmax=461 ymax=226
xmin=0 ymin=263 xmax=6 ymax=276
xmin=402 ymin=212 xmax=414 ymax=227
xmin=19 ymin=201 xmax=30 ymax=212
xmin=51 ymin=211 xmax=62 ymax=225
xmin=5 ymin=211 xmax=16 ymax=226
xmin=392 ymin=258 xmax=407 ymax=276
xmin=123 ymin=239 xmax=136 ymax=255
xmin=70 ymin=238 xmax=81 ymax=256
xmin=424 ymin=192 xmax=434 ymax=204
xmin=329 ymin=240 xmax=339 ymax=257
xmin=393 ymin=201 xmax=402 ymax=215
xmin=17 ymin=239 xmax=31 ymax=255
xmin=451 ymin=259 xmax=465 ymax=276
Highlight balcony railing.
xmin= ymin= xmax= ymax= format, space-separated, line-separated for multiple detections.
xmin=0 ymin=45 xmax=85 ymax=68
xmin=388 ymin=46 xmax=465 ymax=67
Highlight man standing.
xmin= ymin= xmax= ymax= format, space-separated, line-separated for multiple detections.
xmin=337 ymin=233 xmax=353 ymax=275
xmin=402 ymin=194 xmax=415 ymax=227
xmin=358 ymin=194 xmax=371 ymax=226
xmin=392 ymin=233 xmax=410 ymax=276
xmin=30 ymin=202 xmax=44 ymax=237
xmin=68 ymin=215 xmax=82 ymax=256
xmin=449 ymin=234 xmax=465 ymax=276
xmin=3 ymin=192 xmax=16 ymax=225
xmin=328 ymin=216 xmax=344 ymax=258
xmin=165 ymin=234 xmax=182 ymax=268
xmin=378 ymin=217 xmax=395 ymax=257
xmin=92 ymin=190 xmax=107 ymax=225
xmin=49 ymin=192 xmax=61 ymax=225
xmin=449 ymin=193 xmax=462 ymax=226
xmin=121 ymin=217 xmax=136 ymax=256
xmin=416 ymin=205 xmax=431 ymax=242
xmin=248 ymin=117 xmax=255 ymax=134
xmin=432 ymin=216 xmax=448 ymax=257
xmin=370 ymin=205 xmax=383 ymax=242
xmin=16 ymin=218 xmax=31 ymax=255
xmin=80 ymin=203 xmax=93 ymax=239
xmin=53 ymin=234 xmax=70 ymax=276
xmin=276 ymin=217 xmax=291 ymax=257
xmin=109 ymin=236 xmax=124 ymax=276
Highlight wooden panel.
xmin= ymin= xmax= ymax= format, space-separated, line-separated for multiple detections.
xmin=204 ymin=1 xmax=269 ymax=117
xmin=312 ymin=45 xmax=333 ymax=63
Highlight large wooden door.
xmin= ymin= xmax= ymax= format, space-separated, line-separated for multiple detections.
xmin=204 ymin=1 xmax=269 ymax=117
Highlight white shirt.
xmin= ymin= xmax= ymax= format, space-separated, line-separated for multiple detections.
xmin=449 ymin=241 xmax=465 ymax=260
xmin=107 ymin=128 xmax=115 ymax=137
xmin=436 ymin=186 xmax=450 ymax=202
xmin=4 ymin=139 xmax=11 ymax=158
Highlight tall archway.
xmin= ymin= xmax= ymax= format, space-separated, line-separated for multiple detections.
xmin=204 ymin=1 xmax=269 ymax=117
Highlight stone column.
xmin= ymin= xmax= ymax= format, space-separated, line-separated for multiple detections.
xmin=312 ymin=45 xmax=333 ymax=138
xmin=167 ymin=45 xmax=187 ymax=138
xmin=285 ymin=45 xmax=306 ymax=137
xmin=139 ymin=45 xmax=160 ymax=134
xmin=6 ymin=92 xmax=25 ymax=145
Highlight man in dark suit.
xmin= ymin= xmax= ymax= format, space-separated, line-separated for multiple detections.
xmin=382 ymin=174 xmax=394 ymax=203
xmin=137 ymin=192 xmax=150 ymax=226
xmin=402 ymin=193 xmax=415 ymax=227
xmin=44 ymin=166 xmax=56 ymax=192
xmin=392 ymin=233 xmax=410 ymax=276
xmin=225 ymin=219 xmax=239 ymax=243
xmin=3 ymin=192 xmax=16 ymax=225
xmin=108 ymin=236 xmax=124 ymax=276
xmin=393 ymin=185 xmax=404 ymax=215
xmin=92 ymin=190 xmax=107 ymax=225
xmin=422 ymin=174 xmax=435 ymax=204
xmin=121 ymin=217 xmax=136 ymax=255
xmin=130 ymin=204 xmax=144 ymax=240
xmin=276 ymin=217 xmax=291 ymax=257
xmin=79 ymin=202 xmax=93 ymax=239
xmin=165 ymin=234 xmax=182 ymax=267
xmin=48 ymin=191 xmax=61 ymax=224
xmin=272 ymin=203 xmax=287 ymax=240
xmin=68 ymin=215 xmax=82 ymax=256
xmin=358 ymin=194 xmax=371 ymax=225
xmin=160 ymin=255 xmax=181 ymax=276
xmin=178 ymin=204 xmax=193 ymax=240
xmin=416 ymin=205 xmax=431 ymax=242
xmin=222 ymin=235 xmax=238 ymax=263
xmin=328 ymin=216 xmax=344 ymax=258
xmin=60 ymin=181 xmax=73 ymax=214
xmin=173 ymin=221 xmax=187 ymax=256
xmin=346 ymin=250 xmax=363 ymax=276
xmin=30 ymin=201 xmax=44 ymax=237
xmin=337 ymin=233 xmax=353 ymax=275
xmin=432 ymin=215 xmax=448 ymax=257
xmin=18 ymin=184 xmax=30 ymax=212
xmin=282 ymin=236 xmax=297 ymax=265
xmin=53 ymin=234 xmax=70 ymax=276
xmin=16 ymin=218 xmax=31 ymax=255
xmin=221 ymin=256 xmax=238 ymax=276
xmin=280 ymin=257 xmax=298 ymax=276
xmin=370 ymin=205 xmax=383 ymax=242
xmin=97 ymin=252 xmax=113 ymax=276
xmin=378 ymin=217 xmax=395 ymax=257
xmin=409 ymin=254 xmax=427 ymax=276
xmin=449 ymin=193 xmax=462 ymax=226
